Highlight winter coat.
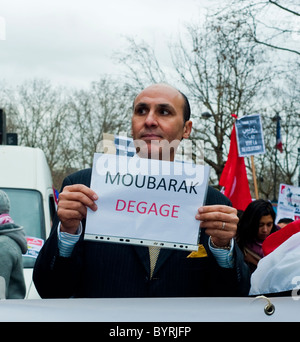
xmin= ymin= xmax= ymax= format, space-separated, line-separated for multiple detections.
xmin=0 ymin=222 xmax=28 ymax=299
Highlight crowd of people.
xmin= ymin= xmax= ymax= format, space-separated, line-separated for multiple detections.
xmin=236 ymin=199 xmax=299 ymax=296
xmin=0 ymin=83 xmax=299 ymax=299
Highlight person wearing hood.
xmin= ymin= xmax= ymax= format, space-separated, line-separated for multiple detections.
xmin=0 ymin=190 xmax=28 ymax=299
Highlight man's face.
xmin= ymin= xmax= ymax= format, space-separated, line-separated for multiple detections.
xmin=131 ymin=84 xmax=192 ymax=160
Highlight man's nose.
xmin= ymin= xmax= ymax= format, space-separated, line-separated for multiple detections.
xmin=144 ymin=110 xmax=158 ymax=127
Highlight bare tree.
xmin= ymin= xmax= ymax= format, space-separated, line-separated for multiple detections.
xmin=67 ymin=77 xmax=133 ymax=169
xmin=0 ymin=77 xmax=136 ymax=188
xmin=215 ymin=0 xmax=300 ymax=56
xmin=170 ymin=16 xmax=272 ymax=182
xmin=1 ymin=79 xmax=72 ymax=177
xmin=114 ymin=37 xmax=167 ymax=90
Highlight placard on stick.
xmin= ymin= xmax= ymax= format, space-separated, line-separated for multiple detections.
xmin=85 ymin=153 xmax=210 ymax=251
xmin=235 ymin=114 xmax=265 ymax=157
xmin=235 ymin=114 xmax=265 ymax=199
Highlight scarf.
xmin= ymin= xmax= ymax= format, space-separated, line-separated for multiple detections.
xmin=246 ymin=239 xmax=264 ymax=259
xmin=0 ymin=214 xmax=14 ymax=225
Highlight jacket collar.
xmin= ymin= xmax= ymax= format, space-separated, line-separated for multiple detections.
xmin=133 ymin=245 xmax=175 ymax=278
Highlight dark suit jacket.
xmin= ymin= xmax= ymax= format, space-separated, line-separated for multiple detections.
xmin=33 ymin=168 xmax=250 ymax=298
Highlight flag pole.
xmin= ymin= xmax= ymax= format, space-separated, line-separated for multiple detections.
xmin=273 ymin=112 xmax=281 ymax=202
xmin=251 ymin=155 xmax=259 ymax=199
xmin=273 ymin=145 xmax=278 ymax=202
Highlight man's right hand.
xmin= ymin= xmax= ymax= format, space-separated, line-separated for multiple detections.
xmin=57 ymin=184 xmax=98 ymax=234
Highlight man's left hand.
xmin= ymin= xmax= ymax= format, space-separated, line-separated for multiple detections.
xmin=195 ymin=205 xmax=238 ymax=248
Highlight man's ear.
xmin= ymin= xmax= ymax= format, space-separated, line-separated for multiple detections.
xmin=182 ymin=120 xmax=192 ymax=139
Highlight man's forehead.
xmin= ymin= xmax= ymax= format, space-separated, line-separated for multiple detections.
xmin=134 ymin=84 xmax=183 ymax=106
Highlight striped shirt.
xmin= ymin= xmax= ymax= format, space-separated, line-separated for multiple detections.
xmin=57 ymin=224 xmax=82 ymax=257
xmin=208 ymin=236 xmax=234 ymax=268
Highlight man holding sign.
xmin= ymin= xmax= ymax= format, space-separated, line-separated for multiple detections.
xmin=33 ymin=84 xmax=250 ymax=298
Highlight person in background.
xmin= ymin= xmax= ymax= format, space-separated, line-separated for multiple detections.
xmin=0 ymin=190 xmax=28 ymax=299
xmin=236 ymin=199 xmax=277 ymax=273
xmin=250 ymin=219 xmax=300 ymax=296
xmin=277 ymin=218 xmax=294 ymax=229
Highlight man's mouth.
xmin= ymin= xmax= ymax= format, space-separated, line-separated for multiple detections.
xmin=140 ymin=133 xmax=162 ymax=140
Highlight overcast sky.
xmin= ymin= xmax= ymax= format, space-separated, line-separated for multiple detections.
xmin=0 ymin=0 xmax=220 ymax=89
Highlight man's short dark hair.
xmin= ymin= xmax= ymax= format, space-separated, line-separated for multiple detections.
xmin=178 ymin=91 xmax=191 ymax=123
xmin=277 ymin=218 xmax=294 ymax=224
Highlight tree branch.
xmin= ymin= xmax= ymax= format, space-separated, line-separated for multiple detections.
xmin=269 ymin=0 xmax=300 ymax=16
xmin=253 ymin=36 xmax=300 ymax=55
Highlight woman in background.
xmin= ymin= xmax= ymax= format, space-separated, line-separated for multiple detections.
xmin=236 ymin=199 xmax=277 ymax=273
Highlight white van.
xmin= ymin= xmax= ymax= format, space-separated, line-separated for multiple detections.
xmin=0 ymin=145 xmax=55 ymax=298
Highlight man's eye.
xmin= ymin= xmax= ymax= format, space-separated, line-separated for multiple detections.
xmin=160 ymin=109 xmax=170 ymax=115
xmin=136 ymin=108 xmax=147 ymax=115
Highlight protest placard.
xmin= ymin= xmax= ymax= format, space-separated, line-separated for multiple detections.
xmin=85 ymin=153 xmax=210 ymax=251
xmin=235 ymin=114 xmax=265 ymax=157
xmin=276 ymin=184 xmax=300 ymax=223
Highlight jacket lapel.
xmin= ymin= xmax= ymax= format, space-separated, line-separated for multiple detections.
xmin=152 ymin=248 xmax=174 ymax=277
xmin=132 ymin=245 xmax=150 ymax=275
xmin=133 ymin=245 xmax=175 ymax=278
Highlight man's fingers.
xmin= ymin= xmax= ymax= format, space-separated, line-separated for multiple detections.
xmin=205 ymin=227 xmax=236 ymax=241
xmin=57 ymin=198 xmax=88 ymax=218
xmin=194 ymin=204 xmax=239 ymax=246
xmin=59 ymin=184 xmax=98 ymax=211
xmin=197 ymin=205 xmax=237 ymax=214
xmin=57 ymin=184 xmax=98 ymax=234
xmin=59 ymin=192 xmax=98 ymax=212
xmin=62 ymin=184 xmax=98 ymax=200
xmin=58 ymin=208 xmax=87 ymax=222
xmin=199 ymin=219 xmax=236 ymax=231
xmin=195 ymin=205 xmax=238 ymax=225
xmin=198 ymin=212 xmax=238 ymax=226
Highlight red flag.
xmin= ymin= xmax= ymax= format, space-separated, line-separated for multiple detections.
xmin=219 ymin=115 xmax=252 ymax=211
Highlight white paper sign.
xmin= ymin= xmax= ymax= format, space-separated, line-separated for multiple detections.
xmin=276 ymin=183 xmax=300 ymax=223
xmin=85 ymin=153 xmax=210 ymax=251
